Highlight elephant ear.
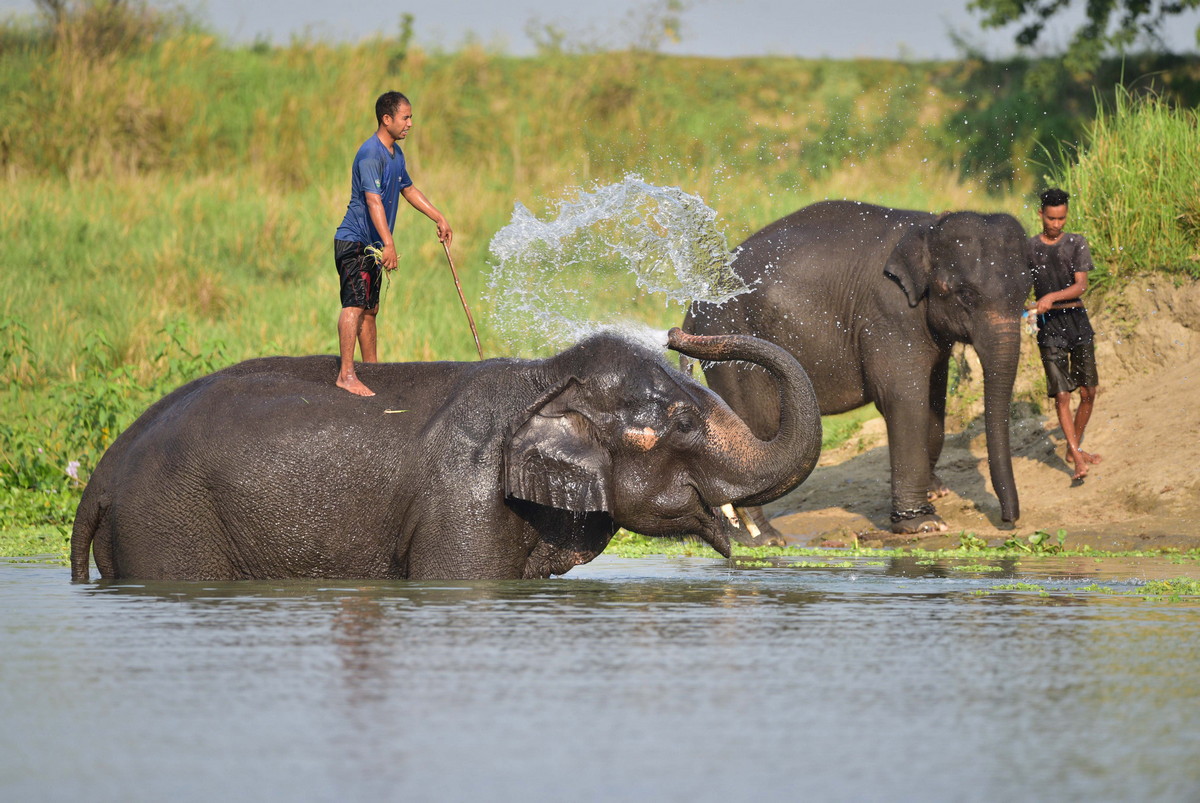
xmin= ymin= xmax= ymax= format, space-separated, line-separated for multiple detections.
xmin=504 ymin=379 xmax=612 ymax=513
xmin=883 ymin=223 xmax=933 ymax=307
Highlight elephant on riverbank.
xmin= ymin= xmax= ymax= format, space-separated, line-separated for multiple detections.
xmin=685 ymin=200 xmax=1032 ymax=537
xmin=71 ymin=329 xmax=822 ymax=581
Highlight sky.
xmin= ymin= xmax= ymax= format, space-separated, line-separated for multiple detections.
xmin=2 ymin=0 xmax=1198 ymax=60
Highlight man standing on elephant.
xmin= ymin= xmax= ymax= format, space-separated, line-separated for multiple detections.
xmin=1028 ymin=188 xmax=1101 ymax=480
xmin=334 ymin=91 xmax=453 ymax=397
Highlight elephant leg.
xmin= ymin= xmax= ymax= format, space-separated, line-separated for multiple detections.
xmin=927 ymin=356 xmax=950 ymax=500
xmin=878 ymin=393 xmax=947 ymax=535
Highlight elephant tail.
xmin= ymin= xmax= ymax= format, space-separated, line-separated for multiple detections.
xmin=70 ymin=484 xmax=109 ymax=583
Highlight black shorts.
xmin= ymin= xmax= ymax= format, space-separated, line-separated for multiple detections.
xmin=1039 ymin=340 xmax=1099 ymax=397
xmin=334 ymin=239 xmax=381 ymax=310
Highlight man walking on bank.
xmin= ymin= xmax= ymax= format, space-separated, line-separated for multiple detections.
xmin=1028 ymin=188 xmax=1101 ymax=480
xmin=334 ymin=91 xmax=452 ymax=396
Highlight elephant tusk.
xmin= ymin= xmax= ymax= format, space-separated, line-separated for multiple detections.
xmin=719 ymin=503 xmax=741 ymax=529
xmin=736 ymin=507 xmax=762 ymax=539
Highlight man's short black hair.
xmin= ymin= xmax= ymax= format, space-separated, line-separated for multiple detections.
xmin=376 ymin=91 xmax=411 ymax=124
xmin=1040 ymin=188 xmax=1070 ymax=209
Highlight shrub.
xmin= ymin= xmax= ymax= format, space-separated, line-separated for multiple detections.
xmin=0 ymin=321 xmax=225 ymax=527
xmin=1045 ymin=87 xmax=1200 ymax=287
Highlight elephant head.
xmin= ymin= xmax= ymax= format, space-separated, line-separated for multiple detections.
xmin=504 ymin=328 xmax=822 ymax=556
xmin=883 ymin=211 xmax=1032 ymax=522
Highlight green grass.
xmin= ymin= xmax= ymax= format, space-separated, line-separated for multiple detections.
xmin=821 ymin=404 xmax=881 ymax=450
xmin=0 ymin=526 xmax=70 ymax=563
xmin=1044 ymin=87 xmax=1200 ymax=287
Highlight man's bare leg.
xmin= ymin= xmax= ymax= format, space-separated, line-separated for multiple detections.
xmin=1065 ymin=385 xmax=1102 ymax=465
xmin=359 ymin=307 xmax=379 ymax=363
xmin=1055 ymin=391 xmax=1088 ymax=479
xmin=336 ymin=306 xmax=374 ymax=396
xmin=1073 ymin=385 xmax=1102 ymax=464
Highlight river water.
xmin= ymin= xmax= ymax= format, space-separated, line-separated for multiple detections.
xmin=3 ymin=553 xmax=1199 ymax=802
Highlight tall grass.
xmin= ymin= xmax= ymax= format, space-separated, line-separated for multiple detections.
xmin=1045 ymin=87 xmax=1200 ymax=287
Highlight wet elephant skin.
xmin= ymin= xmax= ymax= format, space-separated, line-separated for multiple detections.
xmin=71 ymin=329 xmax=821 ymax=580
xmin=686 ymin=200 xmax=1032 ymax=536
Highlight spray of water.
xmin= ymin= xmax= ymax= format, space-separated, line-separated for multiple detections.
xmin=486 ymin=174 xmax=748 ymax=354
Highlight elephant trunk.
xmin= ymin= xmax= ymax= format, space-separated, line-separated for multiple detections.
xmin=667 ymin=328 xmax=821 ymax=507
xmin=974 ymin=315 xmax=1022 ymax=522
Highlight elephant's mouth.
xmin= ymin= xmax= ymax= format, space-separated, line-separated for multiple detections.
xmin=671 ymin=491 xmax=745 ymax=559
xmin=685 ymin=484 xmax=753 ymax=558
xmin=621 ymin=486 xmax=744 ymax=559
xmin=644 ymin=505 xmax=736 ymax=559
xmin=701 ymin=503 xmax=746 ymax=558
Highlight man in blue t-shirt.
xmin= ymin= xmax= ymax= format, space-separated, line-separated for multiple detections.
xmin=333 ymin=91 xmax=452 ymax=396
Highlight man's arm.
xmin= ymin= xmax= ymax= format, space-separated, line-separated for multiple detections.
xmin=401 ymin=185 xmax=453 ymax=245
xmin=1034 ymin=270 xmax=1087 ymax=314
xmin=364 ymin=192 xmax=398 ymax=270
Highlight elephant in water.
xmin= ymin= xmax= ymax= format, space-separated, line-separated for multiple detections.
xmin=71 ymin=329 xmax=822 ymax=581
xmin=685 ymin=200 xmax=1033 ymax=538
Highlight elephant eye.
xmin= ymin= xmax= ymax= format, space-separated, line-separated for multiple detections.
xmin=673 ymin=410 xmax=700 ymax=433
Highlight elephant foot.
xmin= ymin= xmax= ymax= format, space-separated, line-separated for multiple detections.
xmin=927 ymin=472 xmax=950 ymax=501
xmin=890 ymin=504 xmax=948 ymax=535
xmin=731 ymin=506 xmax=788 ymax=547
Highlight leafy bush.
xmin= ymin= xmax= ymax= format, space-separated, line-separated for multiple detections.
xmin=0 ymin=320 xmax=225 ymax=527
xmin=1045 ymin=87 xmax=1200 ymax=287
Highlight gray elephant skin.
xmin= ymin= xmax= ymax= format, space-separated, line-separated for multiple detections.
xmin=685 ymin=200 xmax=1032 ymax=536
xmin=71 ymin=329 xmax=821 ymax=581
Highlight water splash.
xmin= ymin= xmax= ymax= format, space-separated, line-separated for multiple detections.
xmin=486 ymin=174 xmax=747 ymax=354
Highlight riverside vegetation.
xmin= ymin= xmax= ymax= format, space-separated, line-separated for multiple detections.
xmin=2 ymin=5 xmax=1199 ymax=553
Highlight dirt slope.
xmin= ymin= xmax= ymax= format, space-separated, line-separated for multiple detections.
xmin=766 ymin=278 xmax=1200 ymax=551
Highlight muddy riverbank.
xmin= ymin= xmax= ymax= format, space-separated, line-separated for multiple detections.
xmin=766 ymin=278 xmax=1200 ymax=552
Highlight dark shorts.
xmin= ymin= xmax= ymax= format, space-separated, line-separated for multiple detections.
xmin=334 ymin=239 xmax=381 ymax=310
xmin=1040 ymin=340 xmax=1100 ymax=397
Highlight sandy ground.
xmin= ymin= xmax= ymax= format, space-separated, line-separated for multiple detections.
xmin=765 ymin=278 xmax=1200 ymax=552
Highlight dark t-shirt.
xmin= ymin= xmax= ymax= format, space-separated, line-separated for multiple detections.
xmin=1028 ymin=233 xmax=1096 ymax=349
xmin=334 ymin=135 xmax=414 ymax=246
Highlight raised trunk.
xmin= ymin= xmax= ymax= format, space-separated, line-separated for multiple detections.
xmin=974 ymin=318 xmax=1022 ymax=522
xmin=667 ymin=328 xmax=821 ymax=507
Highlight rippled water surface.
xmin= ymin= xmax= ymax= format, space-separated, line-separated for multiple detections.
xmin=3 ymin=554 xmax=1199 ymax=801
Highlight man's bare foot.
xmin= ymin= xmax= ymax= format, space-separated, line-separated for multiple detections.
xmin=1066 ymin=449 xmax=1103 ymax=466
xmin=1067 ymin=451 xmax=1089 ymax=480
xmin=336 ymin=375 xmax=375 ymax=397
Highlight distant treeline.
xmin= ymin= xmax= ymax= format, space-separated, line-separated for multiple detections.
xmin=2 ymin=7 xmax=1198 ymax=191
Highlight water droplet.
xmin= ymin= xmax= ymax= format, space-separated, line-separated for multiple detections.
xmin=485 ymin=175 xmax=748 ymax=353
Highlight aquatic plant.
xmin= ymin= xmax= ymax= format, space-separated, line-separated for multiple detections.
xmin=1004 ymin=529 xmax=1067 ymax=554
xmin=1138 ymin=578 xmax=1200 ymax=601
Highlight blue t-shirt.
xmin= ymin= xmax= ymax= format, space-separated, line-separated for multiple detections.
xmin=334 ymin=134 xmax=413 ymax=246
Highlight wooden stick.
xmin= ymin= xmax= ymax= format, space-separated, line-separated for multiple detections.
xmin=442 ymin=241 xmax=484 ymax=360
